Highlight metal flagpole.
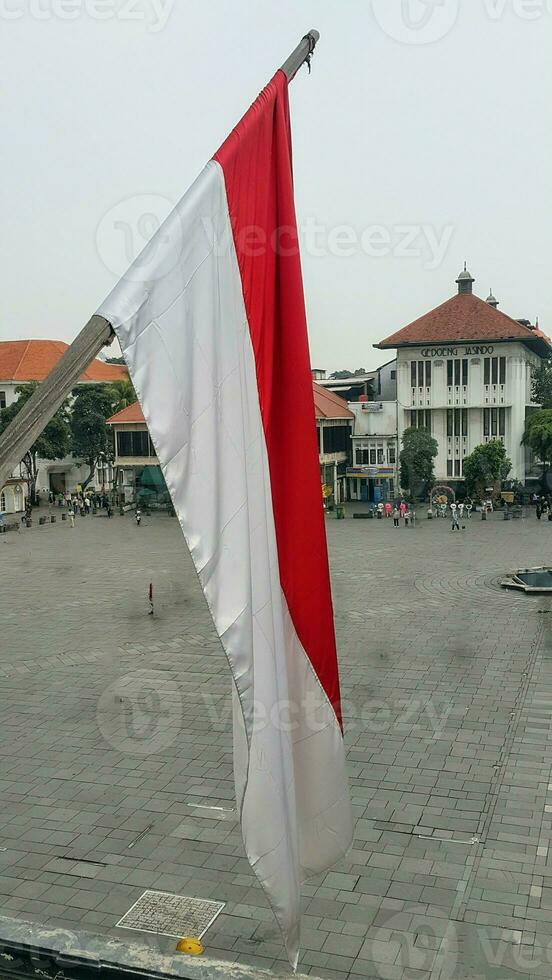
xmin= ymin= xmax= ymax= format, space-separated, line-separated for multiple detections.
xmin=0 ymin=30 xmax=320 ymax=493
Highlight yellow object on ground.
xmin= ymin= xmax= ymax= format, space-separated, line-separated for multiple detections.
xmin=175 ymin=938 xmax=204 ymax=956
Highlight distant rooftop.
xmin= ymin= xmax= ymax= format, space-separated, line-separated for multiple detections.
xmin=0 ymin=340 xmax=128 ymax=383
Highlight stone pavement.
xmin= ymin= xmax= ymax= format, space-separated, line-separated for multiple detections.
xmin=2 ymin=505 xmax=552 ymax=979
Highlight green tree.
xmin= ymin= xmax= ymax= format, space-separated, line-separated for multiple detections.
xmin=0 ymin=383 xmax=71 ymax=505
xmin=110 ymin=378 xmax=136 ymax=414
xmin=463 ymin=440 xmax=511 ymax=499
xmin=329 ymin=368 xmax=368 ymax=379
xmin=399 ymin=427 xmax=438 ymax=501
xmin=531 ymin=357 xmax=552 ymax=408
xmin=70 ymin=384 xmax=115 ymax=490
xmin=522 ymin=410 xmax=552 ymax=491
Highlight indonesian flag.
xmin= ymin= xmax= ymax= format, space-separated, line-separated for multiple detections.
xmin=97 ymin=69 xmax=352 ymax=967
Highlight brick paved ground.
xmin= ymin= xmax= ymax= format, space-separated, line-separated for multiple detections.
xmin=2 ymin=505 xmax=552 ymax=978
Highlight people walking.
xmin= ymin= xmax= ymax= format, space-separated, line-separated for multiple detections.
xmin=393 ymin=505 xmax=400 ymax=528
xmin=385 ymin=501 xmax=392 ymax=518
xmin=68 ymin=507 xmax=75 ymax=528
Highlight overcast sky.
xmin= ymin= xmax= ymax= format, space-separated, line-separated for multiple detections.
xmin=2 ymin=0 xmax=550 ymax=371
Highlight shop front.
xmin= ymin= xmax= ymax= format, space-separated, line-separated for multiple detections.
xmin=346 ymin=465 xmax=395 ymax=503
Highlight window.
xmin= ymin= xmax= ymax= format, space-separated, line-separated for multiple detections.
xmin=499 ymin=357 xmax=506 ymax=385
xmin=491 ymin=408 xmax=498 ymax=436
xmin=117 ymin=429 xmax=152 ymax=457
xmin=0 ymin=391 xmax=6 ymax=410
xmin=484 ymin=358 xmax=490 ymax=385
xmin=499 ymin=408 xmax=505 ymax=436
xmin=483 ymin=409 xmax=490 ymax=436
xmin=492 ymin=358 xmax=498 ymax=385
xmin=447 ymin=359 xmax=468 ymax=387
xmin=411 ymin=410 xmax=431 ymax=431
xmin=449 ymin=408 xmax=468 ymax=438
xmin=447 ymin=459 xmax=453 ymax=477
xmin=377 ymin=447 xmax=384 ymax=465
xmin=454 ymin=459 xmax=461 ymax=477
xmin=388 ymin=445 xmax=396 ymax=465
xmin=390 ymin=370 xmax=396 ymax=381
xmin=0 ymin=491 xmax=6 ymax=512
xmin=322 ymin=426 xmax=349 ymax=454
xmin=411 ymin=361 xmax=431 ymax=387
xmin=369 ymin=449 xmax=376 ymax=465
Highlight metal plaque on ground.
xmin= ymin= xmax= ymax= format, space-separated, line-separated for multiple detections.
xmin=115 ymin=890 xmax=225 ymax=939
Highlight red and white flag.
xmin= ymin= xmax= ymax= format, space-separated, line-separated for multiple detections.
xmin=97 ymin=69 xmax=352 ymax=967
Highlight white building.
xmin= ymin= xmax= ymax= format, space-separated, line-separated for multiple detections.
xmin=375 ymin=268 xmax=551 ymax=489
xmin=347 ymin=397 xmax=398 ymax=503
xmin=0 ymin=340 xmax=128 ymax=511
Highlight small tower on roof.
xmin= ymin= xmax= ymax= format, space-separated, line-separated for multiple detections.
xmin=456 ymin=262 xmax=475 ymax=295
xmin=486 ymin=289 xmax=499 ymax=308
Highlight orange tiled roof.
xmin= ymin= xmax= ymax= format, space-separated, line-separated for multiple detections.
xmin=313 ymin=383 xmax=354 ymax=420
xmin=108 ymin=384 xmax=354 ymax=427
xmin=107 ymin=402 xmax=146 ymax=424
xmin=0 ymin=340 xmax=128 ymax=382
xmin=376 ymin=293 xmax=550 ymax=351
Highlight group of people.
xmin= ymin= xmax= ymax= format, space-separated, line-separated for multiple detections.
xmin=64 ymin=491 xmax=113 ymax=524
xmin=374 ymin=500 xmax=416 ymax=527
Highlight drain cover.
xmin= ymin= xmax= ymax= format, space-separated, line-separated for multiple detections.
xmin=115 ymin=890 xmax=225 ymax=939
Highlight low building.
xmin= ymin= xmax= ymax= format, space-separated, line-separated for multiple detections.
xmin=375 ymin=268 xmax=551 ymax=489
xmin=0 ymin=479 xmax=26 ymax=516
xmin=110 ymin=385 xmax=354 ymax=508
xmin=314 ymin=383 xmax=354 ymax=503
xmin=0 ymin=340 xmax=128 ymax=505
xmin=107 ymin=402 xmax=169 ymax=506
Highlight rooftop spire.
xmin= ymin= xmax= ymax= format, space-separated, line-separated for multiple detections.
xmin=486 ymin=288 xmax=499 ymax=308
xmin=456 ymin=263 xmax=475 ymax=295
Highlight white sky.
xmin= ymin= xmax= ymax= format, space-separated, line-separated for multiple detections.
xmin=2 ymin=0 xmax=550 ymax=371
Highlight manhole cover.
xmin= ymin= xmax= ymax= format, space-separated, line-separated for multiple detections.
xmin=115 ymin=890 xmax=225 ymax=939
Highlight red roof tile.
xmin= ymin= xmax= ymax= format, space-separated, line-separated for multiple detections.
xmin=313 ymin=383 xmax=354 ymax=420
xmin=108 ymin=384 xmax=354 ymax=428
xmin=376 ymin=293 xmax=550 ymax=351
xmin=0 ymin=340 xmax=128 ymax=382
xmin=107 ymin=402 xmax=145 ymax=424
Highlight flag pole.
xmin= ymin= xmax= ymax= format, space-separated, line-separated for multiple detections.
xmin=0 ymin=29 xmax=320 ymax=493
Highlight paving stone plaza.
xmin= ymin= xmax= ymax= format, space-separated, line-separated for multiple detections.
xmin=2 ymin=507 xmax=552 ymax=979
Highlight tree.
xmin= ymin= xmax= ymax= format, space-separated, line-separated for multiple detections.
xmin=110 ymin=378 xmax=136 ymax=414
xmin=531 ymin=357 xmax=552 ymax=408
xmin=399 ymin=427 xmax=438 ymax=501
xmin=70 ymin=384 xmax=115 ymax=490
xmin=0 ymin=383 xmax=71 ymax=504
xmin=329 ymin=368 xmax=367 ymax=379
xmin=463 ymin=440 xmax=511 ymax=499
xmin=522 ymin=410 xmax=552 ymax=491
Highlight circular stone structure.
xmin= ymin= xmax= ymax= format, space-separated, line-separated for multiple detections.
xmin=501 ymin=567 xmax=552 ymax=592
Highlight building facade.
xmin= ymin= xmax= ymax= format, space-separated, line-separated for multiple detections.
xmin=347 ymin=397 xmax=398 ymax=502
xmin=375 ymin=268 xmax=550 ymax=489
xmin=107 ymin=402 xmax=168 ymax=506
xmin=314 ymin=383 xmax=354 ymax=503
xmin=0 ymin=340 xmax=128 ymax=508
